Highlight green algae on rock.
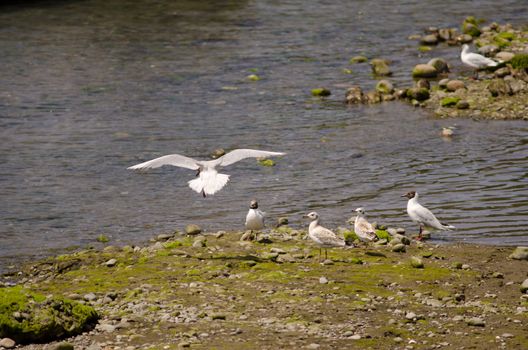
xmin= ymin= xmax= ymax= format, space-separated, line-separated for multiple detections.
xmin=311 ymin=88 xmax=331 ymax=97
xmin=0 ymin=286 xmax=98 ymax=343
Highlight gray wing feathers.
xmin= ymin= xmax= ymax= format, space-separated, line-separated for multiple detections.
xmin=128 ymin=154 xmax=199 ymax=170
xmin=313 ymin=227 xmax=346 ymax=247
xmin=219 ymin=149 xmax=285 ymax=167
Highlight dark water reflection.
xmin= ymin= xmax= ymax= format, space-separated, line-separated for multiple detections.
xmin=1 ymin=0 xmax=527 ymax=272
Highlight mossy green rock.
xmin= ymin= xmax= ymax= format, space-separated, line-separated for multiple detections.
xmin=258 ymin=159 xmax=276 ymax=167
xmin=370 ymin=58 xmax=392 ymax=76
xmin=375 ymin=80 xmax=394 ymax=94
xmin=311 ymin=88 xmax=331 ymax=97
xmin=406 ymin=87 xmax=430 ymax=101
xmin=410 ymin=256 xmax=424 ymax=268
xmin=510 ymin=53 xmax=528 ymax=71
xmin=462 ymin=16 xmax=481 ymax=37
xmin=350 ymin=55 xmax=368 ymax=63
xmin=440 ymin=97 xmax=461 ymax=107
xmin=0 ymin=286 xmax=98 ymax=343
xmin=412 ymin=64 xmax=438 ymax=78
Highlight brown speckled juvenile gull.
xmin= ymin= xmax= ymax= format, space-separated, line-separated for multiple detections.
xmin=350 ymin=208 xmax=378 ymax=243
xmin=304 ymin=211 xmax=345 ymax=261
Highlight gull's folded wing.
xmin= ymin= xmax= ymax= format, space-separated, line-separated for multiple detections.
xmin=219 ymin=149 xmax=285 ymax=167
xmin=128 ymin=154 xmax=199 ymax=170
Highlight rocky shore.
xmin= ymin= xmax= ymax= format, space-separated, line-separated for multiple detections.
xmin=327 ymin=18 xmax=528 ymax=120
xmin=1 ymin=225 xmax=527 ymax=349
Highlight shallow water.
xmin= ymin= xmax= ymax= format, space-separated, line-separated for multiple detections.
xmin=1 ymin=0 xmax=527 ymax=272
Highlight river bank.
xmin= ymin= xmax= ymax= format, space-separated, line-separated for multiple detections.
xmin=2 ymin=228 xmax=527 ymax=349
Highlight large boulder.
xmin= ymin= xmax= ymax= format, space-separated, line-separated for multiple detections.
xmin=427 ymin=58 xmax=450 ymax=74
xmin=0 ymin=286 xmax=98 ymax=343
xmin=412 ymin=64 xmax=438 ymax=78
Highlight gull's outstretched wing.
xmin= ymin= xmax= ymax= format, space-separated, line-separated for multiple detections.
xmin=218 ymin=149 xmax=285 ymax=167
xmin=128 ymin=154 xmax=200 ymax=171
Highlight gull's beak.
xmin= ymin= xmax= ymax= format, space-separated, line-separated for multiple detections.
xmin=302 ymin=215 xmax=309 ymax=218
xmin=400 ymin=194 xmax=408 ymax=198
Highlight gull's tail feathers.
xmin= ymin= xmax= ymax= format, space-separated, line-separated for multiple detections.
xmin=188 ymin=170 xmax=230 ymax=196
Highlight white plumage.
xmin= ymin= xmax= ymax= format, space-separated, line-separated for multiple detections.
xmin=128 ymin=149 xmax=285 ymax=197
xmin=402 ymin=191 xmax=455 ymax=240
xmin=245 ymin=199 xmax=265 ymax=231
xmin=304 ymin=211 xmax=345 ymax=261
xmin=461 ymin=44 xmax=499 ymax=78
xmin=351 ymin=208 xmax=378 ymax=243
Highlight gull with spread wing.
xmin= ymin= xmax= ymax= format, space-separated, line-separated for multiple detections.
xmin=128 ymin=149 xmax=285 ymax=197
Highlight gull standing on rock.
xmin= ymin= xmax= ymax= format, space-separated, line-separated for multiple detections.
xmin=349 ymin=208 xmax=379 ymax=243
xmin=128 ymin=149 xmax=285 ymax=197
xmin=303 ymin=212 xmax=346 ymax=261
xmin=402 ymin=191 xmax=455 ymax=240
xmin=461 ymin=44 xmax=499 ymax=79
xmin=245 ymin=199 xmax=265 ymax=231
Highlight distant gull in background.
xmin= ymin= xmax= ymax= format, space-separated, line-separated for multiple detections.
xmin=402 ymin=191 xmax=455 ymax=240
xmin=128 ymin=149 xmax=285 ymax=197
xmin=349 ymin=207 xmax=379 ymax=243
xmin=304 ymin=212 xmax=346 ymax=261
xmin=461 ymin=44 xmax=499 ymax=79
xmin=245 ymin=199 xmax=265 ymax=231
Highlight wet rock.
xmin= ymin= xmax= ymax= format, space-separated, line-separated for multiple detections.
xmin=104 ymin=258 xmax=117 ymax=267
xmin=345 ymin=86 xmax=365 ymax=104
xmin=467 ymin=317 xmax=485 ymax=327
xmin=256 ymin=235 xmax=273 ymax=244
xmin=277 ymin=253 xmax=295 ymax=263
xmin=396 ymin=227 xmax=406 ymax=235
xmin=376 ymin=80 xmax=394 ymax=94
xmin=427 ymin=58 xmax=449 ymax=74
xmin=185 ymin=224 xmax=202 ymax=235
xmin=446 ymin=80 xmax=465 ymax=92
xmin=350 ymin=55 xmax=368 ymax=63
xmin=438 ymin=28 xmax=453 ymax=41
xmin=438 ymin=78 xmax=450 ymax=89
xmin=0 ymin=338 xmax=16 ymax=349
xmin=370 ymin=58 xmax=392 ymax=76
xmin=277 ymin=217 xmax=289 ymax=227
xmin=240 ymin=230 xmax=256 ymax=241
xmin=392 ymin=244 xmax=406 ymax=253
xmin=420 ymin=34 xmax=438 ymax=45
xmin=456 ymin=100 xmax=470 ymax=109
xmin=495 ymin=51 xmax=514 ymax=62
xmin=192 ymin=237 xmax=206 ymax=248
xmin=412 ymin=64 xmax=437 ymax=78
xmin=488 ymin=79 xmax=512 ymax=96
xmin=406 ymin=87 xmax=430 ymax=101
xmin=52 ymin=342 xmax=74 ymax=350
xmin=462 ymin=23 xmax=481 ymax=37
xmin=410 ymin=257 xmax=424 ymax=268
xmin=478 ymin=45 xmax=500 ymax=56
xmin=365 ymin=90 xmax=382 ymax=104
xmin=521 ymin=279 xmax=528 ymax=294
xmin=415 ymin=79 xmax=430 ymax=90
xmin=247 ymin=74 xmax=260 ymax=81
xmin=156 ymin=233 xmax=174 ymax=241
xmin=211 ymin=148 xmax=226 ymax=159
xmin=311 ymin=88 xmax=331 ymax=97
xmin=456 ymin=34 xmax=473 ymax=43
xmin=393 ymin=234 xmax=410 ymax=245
xmin=394 ymin=89 xmax=408 ymax=99
xmin=510 ymin=247 xmax=528 ymax=260
xmin=441 ymin=97 xmax=460 ymax=107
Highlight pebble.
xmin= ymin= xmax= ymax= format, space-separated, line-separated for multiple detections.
xmin=52 ymin=342 xmax=74 ymax=350
xmin=467 ymin=317 xmax=485 ymax=327
xmin=350 ymin=334 xmax=361 ymax=340
xmin=84 ymin=292 xmax=97 ymax=301
xmin=105 ymin=258 xmax=117 ymax=267
xmin=0 ymin=338 xmax=16 ymax=349
xmin=394 ymin=337 xmax=403 ymax=343
xmin=406 ymin=312 xmax=417 ymax=320
xmin=319 ymin=276 xmax=328 ymax=284
xmin=410 ymin=257 xmax=424 ymax=269
xmin=306 ymin=344 xmax=320 ymax=349
xmin=509 ymin=247 xmax=528 ymax=261
xmin=521 ymin=279 xmax=528 ymax=294
xmin=185 ymin=224 xmax=202 ymax=235
xmin=98 ymin=323 xmax=117 ymax=332
xmin=392 ymin=244 xmax=406 ymax=253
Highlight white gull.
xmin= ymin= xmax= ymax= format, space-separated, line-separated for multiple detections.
xmin=303 ymin=211 xmax=346 ymax=261
xmin=128 ymin=149 xmax=285 ymax=197
xmin=245 ymin=199 xmax=265 ymax=231
xmin=461 ymin=44 xmax=499 ymax=79
xmin=349 ymin=207 xmax=378 ymax=243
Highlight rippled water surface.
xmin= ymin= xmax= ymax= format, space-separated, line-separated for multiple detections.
xmin=1 ymin=0 xmax=527 ymax=272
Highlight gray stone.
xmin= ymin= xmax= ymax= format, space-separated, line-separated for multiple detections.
xmin=345 ymin=86 xmax=365 ymax=104
xmin=521 ymin=279 xmax=528 ymax=294
xmin=420 ymin=34 xmax=438 ymax=45
xmin=488 ymin=79 xmax=512 ymax=96
xmin=509 ymin=247 xmax=528 ymax=261
xmin=83 ymin=292 xmax=97 ymax=301
xmin=156 ymin=233 xmax=174 ymax=241
xmin=52 ymin=342 xmax=74 ymax=350
xmin=415 ymin=79 xmax=430 ymax=90
xmin=0 ymin=338 xmax=16 ymax=349
xmin=410 ymin=257 xmax=424 ymax=268
xmin=467 ymin=317 xmax=485 ymax=327
xmin=405 ymin=312 xmax=417 ymax=320
xmin=438 ymin=78 xmax=450 ymax=89
xmin=370 ymin=58 xmax=392 ymax=76
xmin=427 ymin=58 xmax=449 ymax=73
xmin=406 ymin=87 xmax=430 ymax=101
xmin=86 ymin=343 xmax=103 ymax=350
xmin=192 ymin=237 xmax=206 ymax=248
xmin=211 ymin=148 xmax=226 ymax=159
xmin=350 ymin=334 xmax=362 ymax=340
xmin=446 ymin=80 xmax=465 ymax=92
xmin=240 ymin=230 xmax=256 ymax=241
xmin=376 ymin=80 xmax=394 ymax=94
xmin=365 ymin=90 xmax=382 ymax=104
xmin=495 ymin=51 xmax=515 ymax=62
xmin=277 ymin=253 xmax=295 ymax=263
xmin=319 ymin=276 xmax=328 ymax=284
xmin=412 ymin=64 xmax=437 ymax=78
xmin=392 ymin=244 xmax=406 ymax=253
xmin=307 ymin=344 xmax=320 ymax=350
xmin=478 ymin=45 xmax=500 ymax=56
xmin=104 ymin=258 xmax=117 ymax=267
xmin=277 ymin=217 xmax=289 ymax=227
xmin=98 ymin=323 xmax=116 ymax=332
xmin=185 ymin=224 xmax=202 ymax=235
xmin=396 ymin=228 xmax=406 ymax=235
xmin=457 ymin=34 xmax=473 ymax=43
xmin=456 ymin=100 xmax=470 ymax=109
